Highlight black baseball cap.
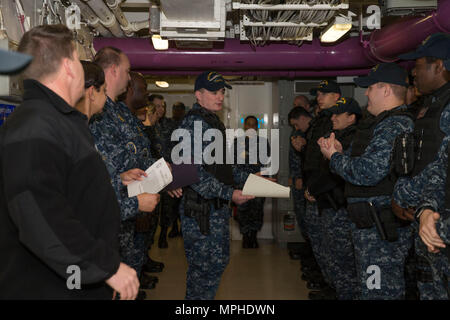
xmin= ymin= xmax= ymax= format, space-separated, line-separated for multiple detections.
xmin=194 ymin=71 xmax=232 ymax=92
xmin=310 ymin=80 xmax=341 ymax=96
xmin=398 ymin=33 xmax=450 ymax=63
xmin=354 ymin=63 xmax=408 ymax=88
xmin=328 ymin=97 xmax=362 ymax=116
xmin=0 ymin=48 xmax=32 ymax=75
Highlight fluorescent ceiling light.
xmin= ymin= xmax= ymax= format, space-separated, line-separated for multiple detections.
xmin=155 ymin=81 xmax=169 ymax=88
xmin=320 ymin=16 xmax=352 ymax=43
xmin=152 ymin=35 xmax=169 ymax=50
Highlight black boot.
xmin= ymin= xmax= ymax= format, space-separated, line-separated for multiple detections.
xmin=251 ymin=231 xmax=259 ymax=248
xmin=139 ymin=274 xmax=157 ymax=290
xmin=242 ymin=232 xmax=251 ymax=248
xmin=168 ymin=220 xmax=179 ymax=238
xmin=142 ymin=257 xmax=165 ymax=273
xmin=158 ymin=227 xmax=168 ymax=249
xmin=136 ymin=290 xmax=147 ymax=300
xmin=143 ymin=274 xmax=159 ymax=284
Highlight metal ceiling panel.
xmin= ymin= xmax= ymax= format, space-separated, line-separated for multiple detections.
xmin=161 ymin=0 xmax=216 ymax=21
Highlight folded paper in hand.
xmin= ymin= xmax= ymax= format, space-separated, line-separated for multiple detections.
xmin=242 ymin=174 xmax=290 ymax=198
xmin=127 ymin=158 xmax=172 ymax=197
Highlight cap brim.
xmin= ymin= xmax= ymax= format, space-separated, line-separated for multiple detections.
xmin=354 ymin=76 xmax=378 ymax=88
xmin=327 ymin=106 xmax=343 ymax=114
xmin=0 ymin=49 xmax=32 ymax=75
xmin=398 ymin=51 xmax=423 ymax=61
xmin=309 ymin=88 xmax=337 ymax=96
xmin=199 ymin=82 xmax=232 ymax=92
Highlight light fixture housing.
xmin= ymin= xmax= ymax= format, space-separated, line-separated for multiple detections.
xmin=320 ymin=16 xmax=352 ymax=43
xmin=152 ymin=35 xmax=169 ymax=50
xmin=155 ymin=81 xmax=169 ymax=88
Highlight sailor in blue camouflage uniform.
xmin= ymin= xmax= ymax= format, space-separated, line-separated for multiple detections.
xmin=288 ymin=107 xmax=311 ymax=243
xmin=313 ymin=98 xmax=361 ymax=300
xmin=148 ymin=94 xmax=179 ymax=249
xmin=392 ymin=33 xmax=450 ymax=299
xmin=303 ymin=80 xmax=341 ymax=293
xmin=117 ymin=72 xmax=169 ymax=286
xmin=413 ymin=134 xmax=450 ymax=299
xmin=88 ymin=48 xmax=160 ymax=291
xmin=233 ymin=115 xmax=271 ymax=249
xmin=177 ymin=71 xmax=254 ymax=300
xmin=319 ymin=63 xmax=414 ymax=299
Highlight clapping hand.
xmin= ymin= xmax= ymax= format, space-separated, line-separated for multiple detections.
xmin=317 ymin=132 xmax=342 ymax=160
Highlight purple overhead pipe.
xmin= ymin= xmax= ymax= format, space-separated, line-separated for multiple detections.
xmin=93 ymin=0 xmax=450 ymax=75
xmin=135 ymin=61 xmax=414 ymax=78
xmin=135 ymin=68 xmax=373 ymax=77
xmin=367 ymin=0 xmax=450 ymax=62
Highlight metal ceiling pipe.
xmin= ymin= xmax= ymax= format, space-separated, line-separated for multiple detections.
xmin=149 ymin=5 xmax=160 ymax=33
xmin=105 ymin=0 xmax=134 ymax=37
xmin=84 ymin=0 xmax=124 ymax=37
xmin=72 ymin=0 xmax=112 ymax=37
xmin=93 ymin=0 xmax=450 ymax=72
xmin=121 ymin=20 xmax=150 ymax=33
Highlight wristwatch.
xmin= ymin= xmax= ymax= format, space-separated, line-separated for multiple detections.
xmin=414 ymin=206 xmax=435 ymax=223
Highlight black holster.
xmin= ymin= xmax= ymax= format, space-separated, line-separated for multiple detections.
xmin=347 ymin=202 xmax=410 ymax=242
xmin=183 ymin=188 xmax=230 ymax=235
xmin=184 ymin=188 xmax=211 ymax=236
xmin=316 ymin=187 xmax=346 ymax=214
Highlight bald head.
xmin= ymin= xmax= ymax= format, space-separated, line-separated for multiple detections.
xmin=293 ymin=95 xmax=311 ymax=112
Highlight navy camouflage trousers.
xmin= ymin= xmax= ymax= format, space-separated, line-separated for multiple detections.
xmin=350 ymin=224 xmax=413 ymax=299
xmin=237 ymin=197 xmax=265 ymax=234
xmin=415 ymin=229 xmax=449 ymax=300
xmin=119 ymin=220 xmax=147 ymax=277
xmin=304 ymin=201 xmax=332 ymax=285
xmin=159 ymin=192 xmax=181 ymax=228
xmin=180 ymin=202 xmax=230 ymax=300
xmin=321 ymin=207 xmax=358 ymax=299
xmin=292 ymin=188 xmax=307 ymax=239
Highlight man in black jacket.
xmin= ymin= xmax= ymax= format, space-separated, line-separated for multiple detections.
xmin=0 ymin=24 xmax=139 ymax=300
xmin=310 ymin=97 xmax=361 ymax=300
xmin=302 ymin=80 xmax=341 ymax=294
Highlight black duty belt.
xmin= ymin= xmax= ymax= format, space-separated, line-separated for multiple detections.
xmin=347 ymin=201 xmax=411 ymax=242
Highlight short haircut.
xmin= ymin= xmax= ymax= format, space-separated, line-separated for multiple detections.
xmin=244 ymin=115 xmax=258 ymax=124
xmin=94 ymin=46 xmax=123 ymax=71
xmin=425 ymin=56 xmax=440 ymax=65
xmin=424 ymin=56 xmax=450 ymax=80
xmin=288 ymin=106 xmax=312 ymax=122
xmin=377 ymin=82 xmax=407 ymax=101
xmin=129 ymin=71 xmax=146 ymax=91
xmin=294 ymin=95 xmax=310 ymax=107
xmin=149 ymin=94 xmax=164 ymax=103
xmin=81 ymin=60 xmax=105 ymax=90
xmin=18 ymin=24 xmax=75 ymax=80
xmin=173 ymin=101 xmax=186 ymax=111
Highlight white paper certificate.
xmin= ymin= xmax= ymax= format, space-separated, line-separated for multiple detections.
xmin=242 ymin=174 xmax=290 ymax=198
xmin=127 ymin=158 xmax=173 ymax=197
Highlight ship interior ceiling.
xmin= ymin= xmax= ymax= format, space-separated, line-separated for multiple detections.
xmin=1 ymin=0 xmax=448 ymax=97
xmin=0 ymin=0 xmax=450 ymax=302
